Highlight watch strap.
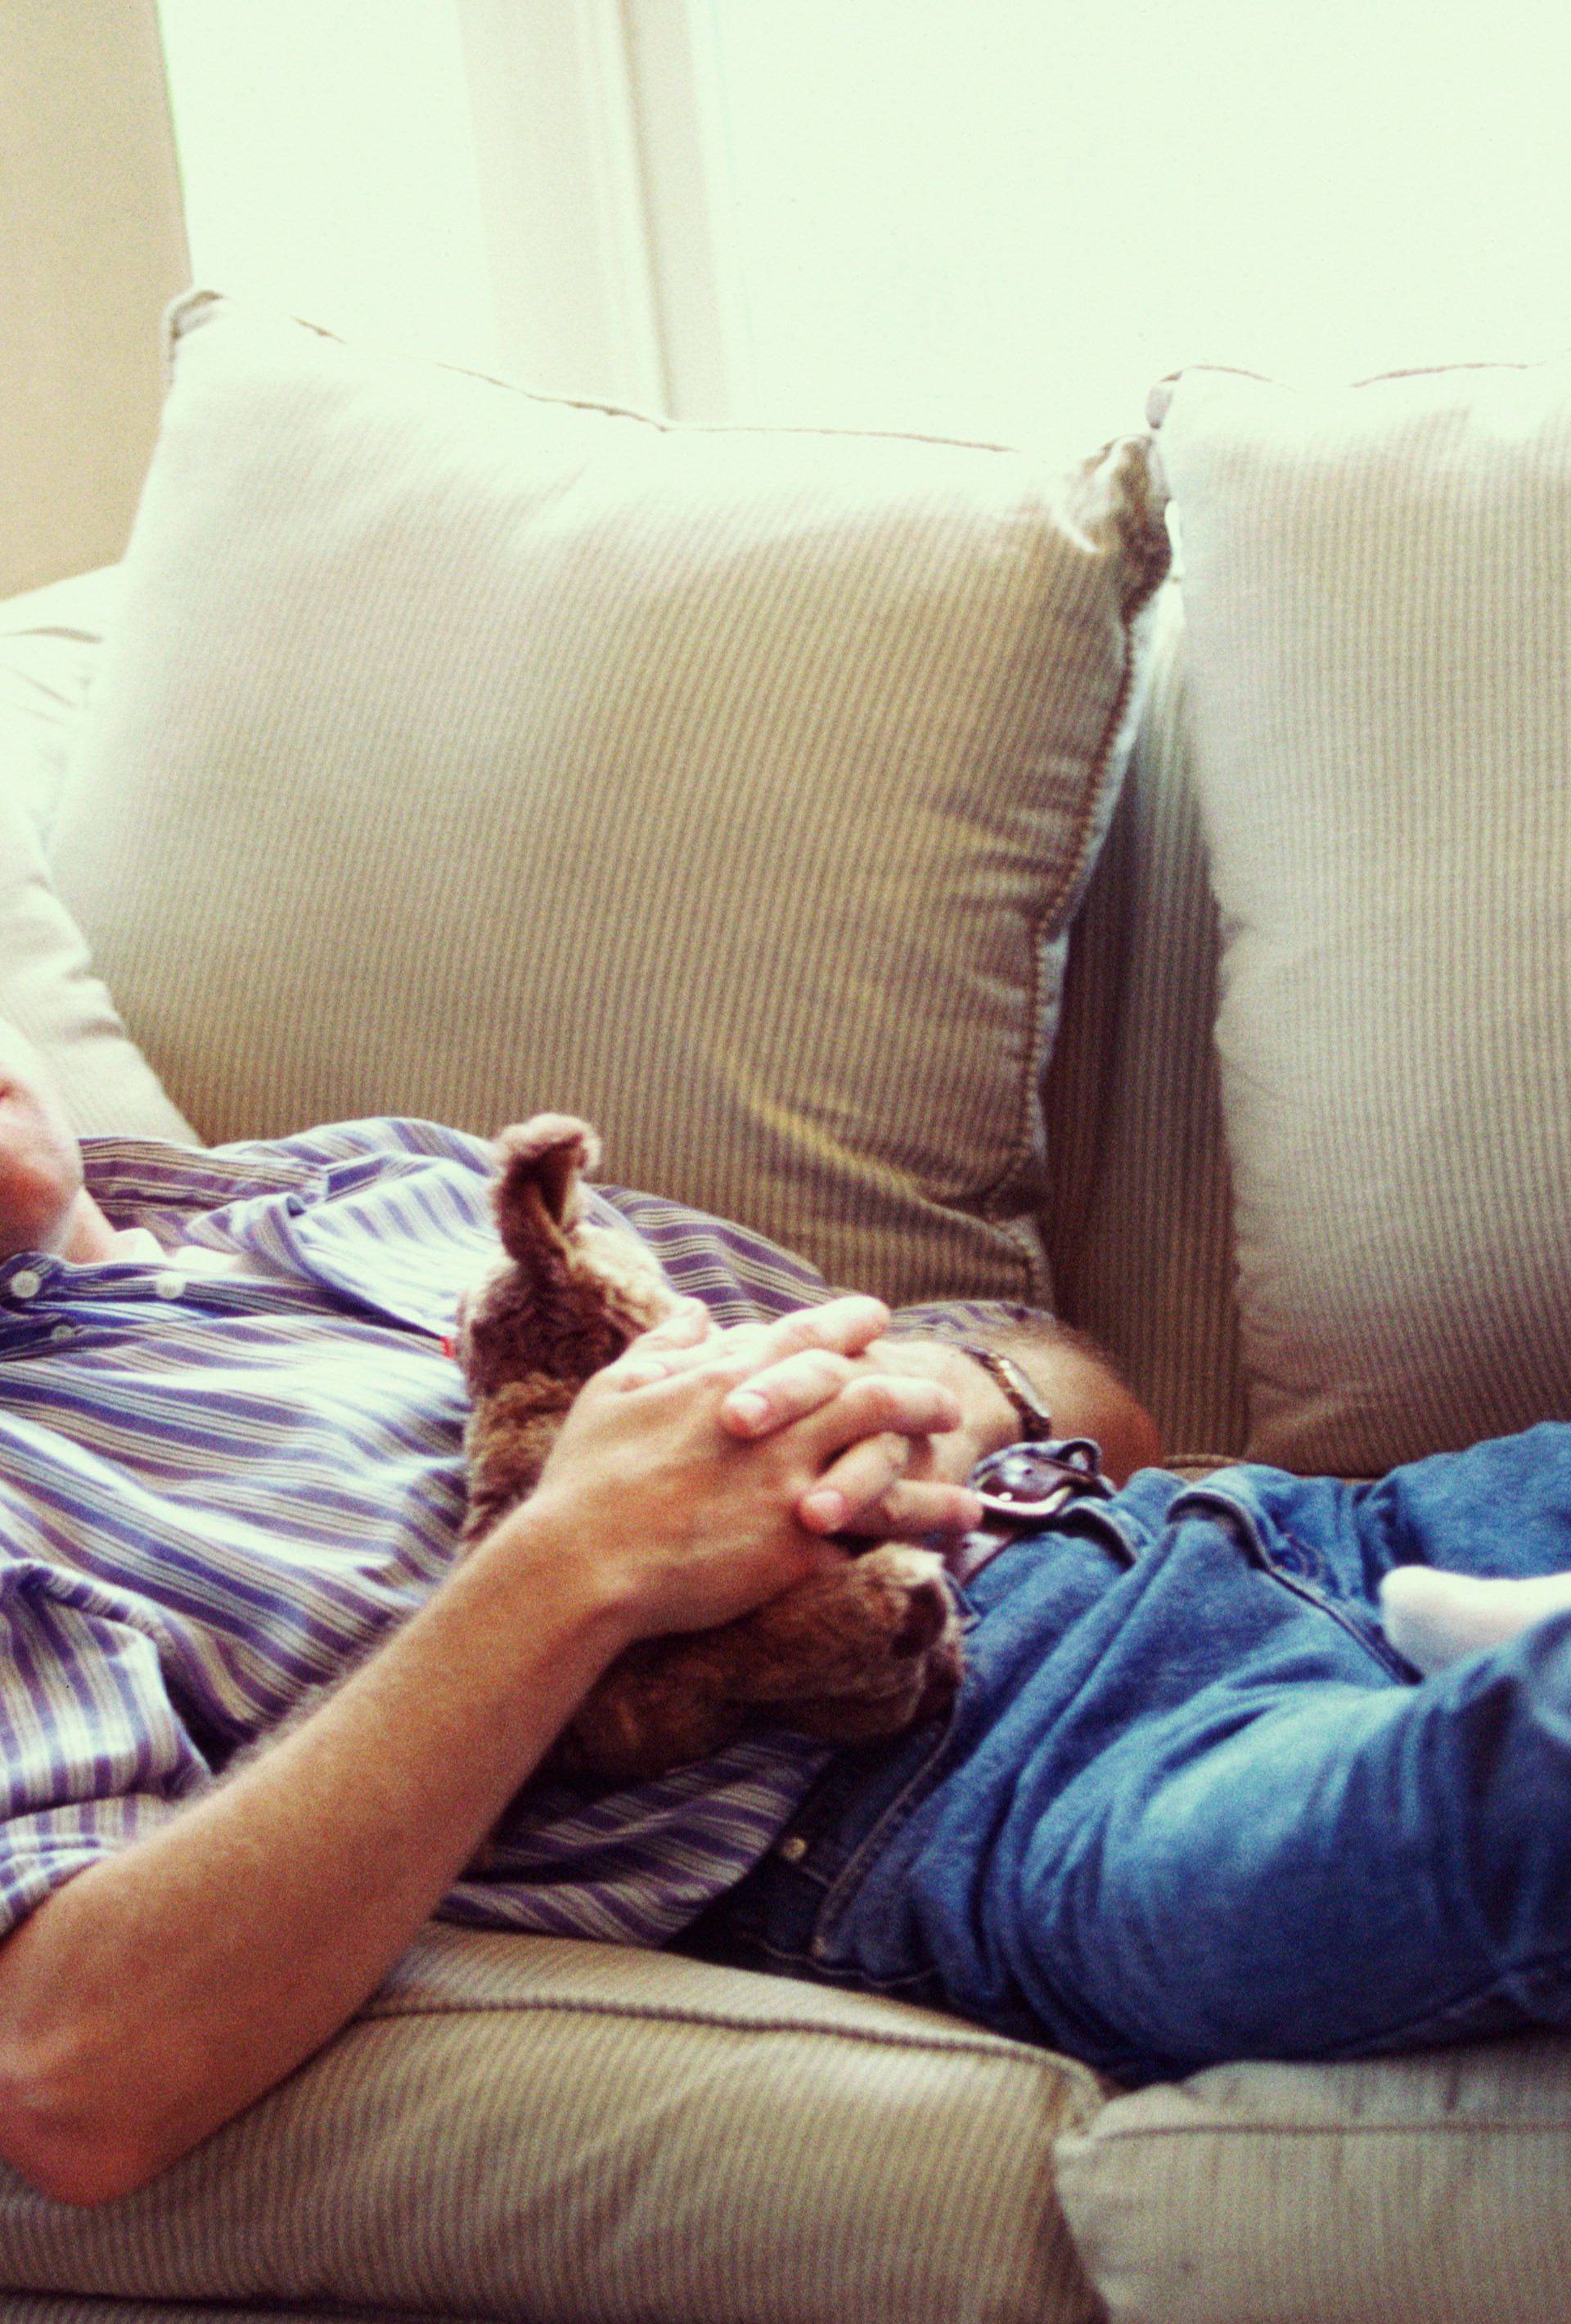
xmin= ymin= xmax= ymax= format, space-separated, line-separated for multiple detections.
xmin=957 ymin=1344 xmax=1055 ymax=1441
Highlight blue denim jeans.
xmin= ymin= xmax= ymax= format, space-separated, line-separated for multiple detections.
xmin=677 ymin=1423 xmax=1571 ymax=2085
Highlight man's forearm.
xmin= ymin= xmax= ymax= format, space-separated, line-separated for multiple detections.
xmin=0 ymin=1494 xmax=636 ymax=2207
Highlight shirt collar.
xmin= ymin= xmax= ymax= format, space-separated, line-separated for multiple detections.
xmin=79 ymin=1135 xmax=323 ymax=1217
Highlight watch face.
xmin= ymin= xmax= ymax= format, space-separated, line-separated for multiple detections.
xmin=969 ymin=1436 xmax=1111 ymax=1522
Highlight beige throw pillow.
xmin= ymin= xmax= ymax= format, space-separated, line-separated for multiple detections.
xmin=1150 ymin=359 xmax=1571 ymax=1474
xmin=51 ymin=292 xmax=1168 ymax=1306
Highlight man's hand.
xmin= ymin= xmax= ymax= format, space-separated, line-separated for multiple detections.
xmin=689 ymin=1307 xmax=1164 ymax=1514
xmin=604 ymin=1298 xmax=1010 ymax=1524
xmin=527 ymin=1297 xmax=980 ymax=1638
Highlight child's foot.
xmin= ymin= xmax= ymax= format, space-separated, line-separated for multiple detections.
xmin=1378 ymin=1566 xmax=1571 ymax=1675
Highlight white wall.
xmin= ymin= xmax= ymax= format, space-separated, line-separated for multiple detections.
xmin=708 ymin=0 xmax=1571 ymax=454
xmin=0 ymin=0 xmax=190 ymax=596
xmin=156 ymin=0 xmax=683 ymax=414
xmin=157 ymin=0 xmax=501 ymax=375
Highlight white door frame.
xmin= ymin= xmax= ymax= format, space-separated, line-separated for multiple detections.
xmin=455 ymin=0 xmax=749 ymax=420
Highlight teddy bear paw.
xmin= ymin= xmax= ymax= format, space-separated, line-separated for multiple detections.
xmin=771 ymin=1545 xmax=965 ymax=1745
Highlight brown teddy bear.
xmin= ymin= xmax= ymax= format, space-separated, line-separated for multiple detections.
xmin=454 ymin=1115 xmax=964 ymax=1783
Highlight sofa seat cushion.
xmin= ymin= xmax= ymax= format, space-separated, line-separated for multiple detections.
xmin=0 ymin=1922 xmax=1106 ymax=2324
xmin=1056 ymin=2030 xmax=1571 ymax=2323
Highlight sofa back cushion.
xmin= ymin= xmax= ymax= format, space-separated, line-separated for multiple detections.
xmin=49 ymin=291 xmax=1169 ymax=1312
xmin=1044 ymin=582 xmax=1249 ymax=1459
xmin=11 ymin=556 xmax=1249 ymax=1461
xmin=1150 ymin=357 xmax=1571 ymax=1474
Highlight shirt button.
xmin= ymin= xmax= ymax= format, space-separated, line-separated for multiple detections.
xmin=50 ymin=1323 xmax=72 ymax=1342
xmin=10 ymin=1270 xmax=41 ymax=1300
xmin=154 ymin=1272 xmax=186 ymax=1300
xmin=777 ymin=1834 xmax=809 ymax=1863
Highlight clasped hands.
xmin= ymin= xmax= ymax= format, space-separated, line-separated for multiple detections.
xmin=527 ymin=1295 xmax=1003 ymax=1642
xmin=623 ymin=1294 xmax=994 ymax=1534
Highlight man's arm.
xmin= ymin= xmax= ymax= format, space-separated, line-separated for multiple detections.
xmin=0 ymin=1299 xmax=966 ymax=2207
xmin=0 ymin=1499 xmax=637 ymax=2206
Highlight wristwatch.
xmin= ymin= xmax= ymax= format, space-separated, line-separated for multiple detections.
xmin=956 ymin=1343 xmax=1056 ymax=1441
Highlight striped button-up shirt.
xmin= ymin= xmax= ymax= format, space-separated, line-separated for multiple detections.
xmin=0 ymin=1117 xmax=1021 ymax=1949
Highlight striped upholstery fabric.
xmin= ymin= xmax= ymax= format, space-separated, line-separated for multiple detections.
xmin=0 ymin=566 xmax=121 ymax=839
xmin=1044 ymin=582 xmax=1249 ymax=1459
xmin=0 ymin=1922 xmax=1105 ymax=2324
xmin=1056 ymin=2031 xmax=1571 ymax=2323
xmin=0 ymin=2308 xmax=361 ymax=2323
xmin=50 ymin=291 xmax=1170 ymax=1311
xmin=0 ymin=572 xmax=195 ymax=1146
xmin=0 ymin=2309 xmax=382 ymax=2323
xmin=1150 ymin=360 xmax=1571 ymax=1474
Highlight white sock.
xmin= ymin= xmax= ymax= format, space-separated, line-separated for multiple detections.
xmin=1378 ymin=1566 xmax=1571 ymax=1677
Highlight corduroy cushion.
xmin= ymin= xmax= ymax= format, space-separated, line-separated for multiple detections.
xmin=1042 ymin=582 xmax=1249 ymax=1458
xmin=50 ymin=290 xmax=1169 ymax=1310
xmin=0 ymin=573 xmax=195 ymax=1144
xmin=1150 ymin=360 xmax=1571 ymax=1474
xmin=0 ymin=1922 xmax=1106 ymax=2324
xmin=1056 ymin=2032 xmax=1571 ymax=2324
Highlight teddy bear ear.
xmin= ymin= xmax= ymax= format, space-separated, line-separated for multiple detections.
xmin=491 ymin=1114 xmax=602 ymax=1242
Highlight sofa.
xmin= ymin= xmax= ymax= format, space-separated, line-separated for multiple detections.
xmin=0 ymin=295 xmax=1566 ymax=2324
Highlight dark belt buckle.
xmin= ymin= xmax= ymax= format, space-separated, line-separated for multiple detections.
xmin=970 ymin=1436 xmax=1112 ymax=1525
xmin=948 ymin=1436 xmax=1116 ymax=1586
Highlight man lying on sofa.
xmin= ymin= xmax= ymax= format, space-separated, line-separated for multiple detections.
xmin=0 ymin=1023 xmax=1563 ymax=2208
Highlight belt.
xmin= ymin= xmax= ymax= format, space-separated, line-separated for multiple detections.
xmin=948 ymin=1434 xmax=1118 ymax=1585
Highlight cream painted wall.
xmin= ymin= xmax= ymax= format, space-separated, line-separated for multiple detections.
xmin=0 ymin=0 xmax=190 ymax=597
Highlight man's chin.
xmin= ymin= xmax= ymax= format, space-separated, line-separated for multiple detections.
xmin=0 ymin=1183 xmax=86 ymax=1264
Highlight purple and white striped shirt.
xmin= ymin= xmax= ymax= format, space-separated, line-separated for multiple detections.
xmin=0 ymin=1117 xmax=1024 ymax=1949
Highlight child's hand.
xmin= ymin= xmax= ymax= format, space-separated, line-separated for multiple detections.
xmin=609 ymin=1293 xmax=889 ymax=1387
xmin=717 ymin=1332 xmax=996 ymax=1540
